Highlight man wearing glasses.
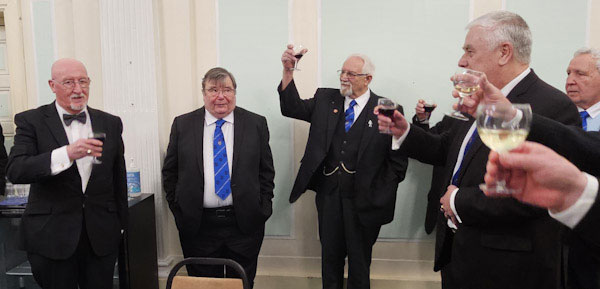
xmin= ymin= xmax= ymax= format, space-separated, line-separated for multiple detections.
xmin=7 ymin=58 xmax=127 ymax=289
xmin=163 ymin=67 xmax=274 ymax=288
xmin=278 ymin=46 xmax=408 ymax=289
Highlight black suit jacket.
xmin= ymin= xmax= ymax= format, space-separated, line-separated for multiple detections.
xmin=0 ymin=125 xmax=7 ymax=196
xmin=7 ymin=102 xmax=127 ymax=260
xmin=400 ymin=70 xmax=580 ymax=289
xmin=278 ymin=80 xmax=408 ymax=227
xmin=162 ymin=107 xmax=275 ymax=236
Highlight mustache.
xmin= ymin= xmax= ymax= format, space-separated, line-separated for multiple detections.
xmin=70 ymin=93 xmax=85 ymax=99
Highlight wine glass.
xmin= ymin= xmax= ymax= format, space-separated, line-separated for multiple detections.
xmin=423 ymin=99 xmax=437 ymax=114
xmin=377 ymin=98 xmax=397 ymax=134
xmin=447 ymin=68 xmax=484 ymax=121
xmin=291 ymin=44 xmax=306 ymax=71
xmin=477 ymin=103 xmax=532 ymax=194
xmin=88 ymin=132 xmax=106 ymax=165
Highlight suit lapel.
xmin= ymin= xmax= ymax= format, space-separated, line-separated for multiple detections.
xmin=232 ymin=108 xmax=244 ymax=177
xmin=326 ymin=92 xmax=344 ymax=148
xmin=43 ymin=102 xmax=70 ymax=147
xmin=356 ymin=92 xmax=379 ymax=163
xmin=194 ymin=108 xmax=205 ymax=181
xmin=506 ymin=70 xmax=536 ymax=102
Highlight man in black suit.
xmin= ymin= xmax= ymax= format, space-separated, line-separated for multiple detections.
xmin=377 ymin=11 xmax=580 ymax=289
xmin=7 ymin=58 xmax=127 ymax=289
xmin=162 ymin=67 xmax=274 ymax=288
xmin=278 ymin=46 xmax=408 ymax=289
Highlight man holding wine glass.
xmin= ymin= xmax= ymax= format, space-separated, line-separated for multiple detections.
xmin=278 ymin=46 xmax=408 ymax=289
xmin=377 ymin=11 xmax=580 ymax=289
xmin=6 ymin=58 xmax=127 ymax=289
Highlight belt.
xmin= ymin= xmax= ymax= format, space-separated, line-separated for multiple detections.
xmin=323 ymin=162 xmax=356 ymax=176
xmin=203 ymin=206 xmax=234 ymax=218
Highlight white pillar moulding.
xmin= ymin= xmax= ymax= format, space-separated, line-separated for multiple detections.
xmin=98 ymin=0 xmax=166 ymax=262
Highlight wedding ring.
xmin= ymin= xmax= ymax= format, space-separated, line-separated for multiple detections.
xmin=87 ymin=149 xmax=92 ymax=154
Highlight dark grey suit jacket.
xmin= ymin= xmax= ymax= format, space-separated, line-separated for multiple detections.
xmin=162 ymin=106 xmax=275 ymax=236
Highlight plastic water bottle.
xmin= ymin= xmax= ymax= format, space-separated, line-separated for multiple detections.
xmin=127 ymin=157 xmax=142 ymax=197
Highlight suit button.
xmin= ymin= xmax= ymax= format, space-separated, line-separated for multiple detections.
xmin=343 ymin=141 xmax=347 ymax=144
xmin=231 ymin=183 xmax=236 ymax=187
xmin=337 ymin=171 xmax=341 ymax=175
xmin=341 ymin=150 xmax=345 ymax=154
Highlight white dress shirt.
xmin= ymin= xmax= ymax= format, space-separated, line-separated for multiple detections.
xmin=344 ymin=89 xmax=371 ymax=126
xmin=50 ymin=103 xmax=93 ymax=193
xmin=578 ymin=101 xmax=600 ymax=132
xmin=203 ymin=111 xmax=234 ymax=208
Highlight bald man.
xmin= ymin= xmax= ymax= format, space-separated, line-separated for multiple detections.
xmin=7 ymin=58 xmax=127 ymax=289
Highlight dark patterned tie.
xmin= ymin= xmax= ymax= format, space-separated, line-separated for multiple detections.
xmin=63 ymin=112 xmax=87 ymax=126
xmin=580 ymin=111 xmax=589 ymax=131
xmin=344 ymin=100 xmax=357 ymax=132
xmin=452 ymin=128 xmax=478 ymax=186
xmin=213 ymin=119 xmax=231 ymax=200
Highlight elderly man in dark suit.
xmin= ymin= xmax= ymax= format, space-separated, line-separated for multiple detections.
xmin=7 ymin=58 xmax=127 ymax=289
xmin=162 ymin=67 xmax=274 ymax=288
xmin=377 ymin=11 xmax=580 ymax=289
xmin=278 ymin=47 xmax=408 ymax=289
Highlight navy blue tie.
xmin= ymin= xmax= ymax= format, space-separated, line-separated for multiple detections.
xmin=213 ymin=119 xmax=231 ymax=200
xmin=451 ymin=128 xmax=478 ymax=186
xmin=580 ymin=111 xmax=589 ymax=131
xmin=345 ymin=100 xmax=357 ymax=132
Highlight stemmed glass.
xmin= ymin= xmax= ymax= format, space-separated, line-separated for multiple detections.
xmin=477 ymin=103 xmax=532 ymax=194
xmin=377 ymin=98 xmax=397 ymax=134
xmin=423 ymin=99 xmax=437 ymax=114
xmin=88 ymin=132 xmax=106 ymax=165
xmin=291 ymin=44 xmax=306 ymax=71
xmin=447 ymin=68 xmax=484 ymax=121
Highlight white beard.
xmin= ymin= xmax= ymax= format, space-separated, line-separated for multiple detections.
xmin=340 ymin=82 xmax=353 ymax=97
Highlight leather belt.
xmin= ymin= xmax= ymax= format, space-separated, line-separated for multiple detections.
xmin=203 ymin=206 xmax=234 ymax=218
xmin=323 ymin=162 xmax=356 ymax=176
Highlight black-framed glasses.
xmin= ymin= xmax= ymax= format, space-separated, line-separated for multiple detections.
xmin=337 ymin=70 xmax=368 ymax=79
xmin=55 ymin=78 xmax=91 ymax=89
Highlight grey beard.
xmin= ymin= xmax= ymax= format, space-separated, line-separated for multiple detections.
xmin=340 ymin=85 xmax=352 ymax=97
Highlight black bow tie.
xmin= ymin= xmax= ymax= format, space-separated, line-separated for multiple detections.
xmin=63 ymin=112 xmax=87 ymax=126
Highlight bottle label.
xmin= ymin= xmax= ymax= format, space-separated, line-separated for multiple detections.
xmin=127 ymin=171 xmax=141 ymax=196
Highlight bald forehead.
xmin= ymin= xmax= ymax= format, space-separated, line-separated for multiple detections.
xmin=51 ymin=58 xmax=88 ymax=80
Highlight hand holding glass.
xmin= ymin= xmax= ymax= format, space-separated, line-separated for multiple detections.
xmin=378 ymin=98 xmax=397 ymax=134
xmin=447 ymin=68 xmax=484 ymax=121
xmin=88 ymin=132 xmax=106 ymax=165
xmin=477 ymin=103 xmax=532 ymax=194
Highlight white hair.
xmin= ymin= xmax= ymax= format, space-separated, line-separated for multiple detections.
xmin=574 ymin=47 xmax=600 ymax=73
xmin=346 ymin=53 xmax=375 ymax=76
xmin=467 ymin=11 xmax=532 ymax=64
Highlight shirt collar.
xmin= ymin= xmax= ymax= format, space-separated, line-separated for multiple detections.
xmin=580 ymin=101 xmax=600 ymax=118
xmin=205 ymin=110 xmax=234 ymax=126
xmin=55 ymin=102 xmax=89 ymax=125
xmin=500 ymin=67 xmax=531 ymax=96
xmin=346 ymin=88 xmax=371 ymax=108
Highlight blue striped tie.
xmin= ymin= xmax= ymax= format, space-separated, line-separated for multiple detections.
xmin=213 ymin=119 xmax=231 ymax=200
xmin=345 ymin=100 xmax=357 ymax=132
xmin=580 ymin=111 xmax=589 ymax=131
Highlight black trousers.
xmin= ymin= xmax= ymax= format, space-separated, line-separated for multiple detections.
xmin=28 ymin=221 xmax=118 ymax=289
xmin=179 ymin=207 xmax=264 ymax=288
xmin=315 ymin=189 xmax=381 ymax=289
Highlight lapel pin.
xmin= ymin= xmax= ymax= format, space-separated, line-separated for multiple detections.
xmin=333 ymin=109 xmax=339 ymax=114
xmin=368 ymin=120 xmax=373 ymax=127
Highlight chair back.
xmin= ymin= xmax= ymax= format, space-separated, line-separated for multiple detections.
xmin=166 ymin=257 xmax=250 ymax=289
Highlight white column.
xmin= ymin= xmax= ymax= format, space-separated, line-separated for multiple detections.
xmin=98 ymin=0 xmax=168 ymax=264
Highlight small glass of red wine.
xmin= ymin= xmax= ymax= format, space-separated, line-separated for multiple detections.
xmin=88 ymin=132 xmax=106 ymax=164
xmin=377 ymin=98 xmax=397 ymax=134
xmin=292 ymin=44 xmax=305 ymax=71
xmin=423 ymin=99 xmax=436 ymax=113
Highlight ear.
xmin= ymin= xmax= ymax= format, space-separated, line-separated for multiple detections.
xmin=498 ymin=42 xmax=513 ymax=66
xmin=48 ymin=80 xmax=57 ymax=93
xmin=365 ymin=74 xmax=373 ymax=85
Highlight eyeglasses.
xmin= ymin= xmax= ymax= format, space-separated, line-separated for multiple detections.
xmin=205 ymin=88 xmax=235 ymax=96
xmin=55 ymin=78 xmax=91 ymax=89
xmin=337 ymin=70 xmax=369 ymax=79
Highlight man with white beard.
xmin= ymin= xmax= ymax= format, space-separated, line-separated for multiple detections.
xmin=277 ymin=47 xmax=409 ymax=289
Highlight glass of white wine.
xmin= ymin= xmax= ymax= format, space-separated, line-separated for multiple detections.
xmin=447 ymin=67 xmax=484 ymax=121
xmin=477 ymin=103 xmax=532 ymax=194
